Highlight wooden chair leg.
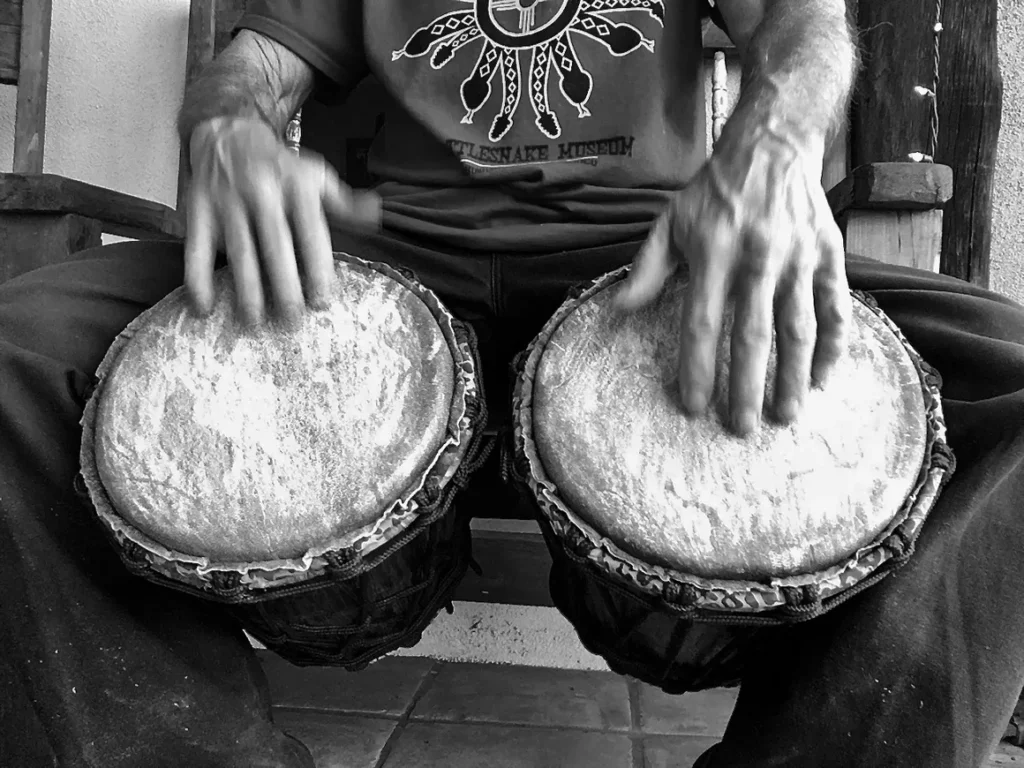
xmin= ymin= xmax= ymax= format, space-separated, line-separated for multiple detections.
xmin=841 ymin=209 xmax=944 ymax=273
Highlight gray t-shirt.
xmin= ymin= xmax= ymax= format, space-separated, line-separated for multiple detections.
xmin=239 ymin=0 xmax=717 ymax=252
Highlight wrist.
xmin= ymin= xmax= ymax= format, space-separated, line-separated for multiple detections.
xmin=715 ymin=108 xmax=827 ymax=174
xmin=187 ymin=116 xmax=280 ymax=179
xmin=178 ymin=89 xmax=276 ymax=175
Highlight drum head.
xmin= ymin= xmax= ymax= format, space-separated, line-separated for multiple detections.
xmin=518 ymin=269 xmax=947 ymax=588
xmin=86 ymin=257 xmax=461 ymax=564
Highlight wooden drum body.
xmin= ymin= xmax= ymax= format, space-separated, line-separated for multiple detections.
xmin=512 ymin=267 xmax=955 ymax=690
xmin=78 ymin=254 xmax=488 ymax=668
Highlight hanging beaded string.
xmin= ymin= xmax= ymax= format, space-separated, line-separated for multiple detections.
xmin=712 ymin=50 xmax=729 ymax=151
xmin=285 ymin=109 xmax=303 ymax=153
xmin=909 ymin=1 xmax=943 ymax=163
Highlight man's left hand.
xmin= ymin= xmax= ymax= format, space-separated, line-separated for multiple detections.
xmin=616 ymin=125 xmax=852 ymax=436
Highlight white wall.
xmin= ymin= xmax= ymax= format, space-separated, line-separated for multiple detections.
xmin=0 ymin=0 xmax=188 ymax=205
xmin=992 ymin=0 xmax=1024 ymax=302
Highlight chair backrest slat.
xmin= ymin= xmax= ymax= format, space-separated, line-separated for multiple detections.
xmin=12 ymin=0 xmax=52 ymax=174
xmin=0 ymin=0 xmax=22 ymax=85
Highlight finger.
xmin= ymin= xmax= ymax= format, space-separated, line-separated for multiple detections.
xmin=676 ymin=229 xmax=733 ymax=416
xmin=615 ymin=213 xmax=677 ymax=310
xmin=319 ymin=160 xmax=382 ymax=230
xmin=729 ymin=249 xmax=779 ymax=436
xmin=811 ymin=226 xmax=852 ymax=388
xmin=251 ymin=179 xmax=305 ymax=328
xmin=772 ymin=263 xmax=817 ymax=425
xmin=287 ymin=170 xmax=338 ymax=311
xmin=183 ymin=185 xmax=218 ymax=317
xmin=221 ymin=201 xmax=265 ymax=328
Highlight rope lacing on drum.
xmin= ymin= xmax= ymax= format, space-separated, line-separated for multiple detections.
xmin=72 ymin=472 xmax=90 ymax=500
xmin=663 ymin=581 xmax=701 ymax=609
xmin=393 ymin=265 xmax=419 ymax=282
xmin=81 ymin=375 xmax=99 ymax=403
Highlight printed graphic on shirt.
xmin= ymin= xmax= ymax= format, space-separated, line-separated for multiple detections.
xmin=445 ymin=134 xmax=636 ymax=173
xmin=392 ymin=0 xmax=665 ymax=144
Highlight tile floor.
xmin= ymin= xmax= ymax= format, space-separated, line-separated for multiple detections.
xmin=260 ymin=651 xmax=1024 ymax=768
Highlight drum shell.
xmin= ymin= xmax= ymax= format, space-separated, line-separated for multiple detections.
xmin=231 ymin=493 xmax=474 ymax=669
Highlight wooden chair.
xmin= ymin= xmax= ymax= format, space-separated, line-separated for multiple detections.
xmin=0 ymin=0 xmax=184 ymax=283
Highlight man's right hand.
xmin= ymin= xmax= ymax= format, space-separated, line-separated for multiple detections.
xmin=184 ymin=116 xmax=381 ymax=329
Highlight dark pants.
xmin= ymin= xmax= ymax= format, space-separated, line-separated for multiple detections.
xmin=1 ymin=230 xmax=1023 ymax=767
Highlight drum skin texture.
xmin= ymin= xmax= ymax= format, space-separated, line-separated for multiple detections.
xmin=91 ymin=259 xmax=454 ymax=563
xmin=531 ymin=276 xmax=928 ymax=581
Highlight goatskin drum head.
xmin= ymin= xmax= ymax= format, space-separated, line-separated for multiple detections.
xmin=531 ymin=276 xmax=928 ymax=581
xmin=91 ymin=259 xmax=454 ymax=562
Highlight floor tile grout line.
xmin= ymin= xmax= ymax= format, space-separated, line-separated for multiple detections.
xmin=272 ymin=705 xmax=403 ymax=721
xmin=401 ymin=716 xmax=638 ymax=736
xmin=271 ymin=702 xmax=714 ymax=739
xmin=371 ymin=659 xmax=445 ymax=768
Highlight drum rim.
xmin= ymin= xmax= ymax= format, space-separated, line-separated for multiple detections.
xmin=78 ymin=252 xmax=483 ymax=597
xmin=512 ymin=266 xmax=956 ymax=619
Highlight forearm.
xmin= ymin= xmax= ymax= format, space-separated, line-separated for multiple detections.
xmin=177 ymin=30 xmax=315 ymax=153
xmin=720 ymin=1 xmax=858 ymax=158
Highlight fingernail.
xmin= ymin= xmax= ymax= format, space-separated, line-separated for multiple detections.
xmin=733 ymin=409 xmax=759 ymax=436
xmin=679 ymin=386 xmax=707 ymax=416
xmin=775 ymin=397 xmax=801 ymax=424
xmin=309 ymin=293 xmax=331 ymax=312
xmin=238 ymin=308 xmax=263 ymax=330
xmin=279 ymin=307 xmax=304 ymax=331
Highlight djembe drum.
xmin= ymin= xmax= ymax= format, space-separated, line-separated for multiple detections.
xmin=512 ymin=266 xmax=955 ymax=692
xmin=77 ymin=253 xmax=488 ymax=668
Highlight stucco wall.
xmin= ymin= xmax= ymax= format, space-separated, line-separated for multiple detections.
xmin=992 ymin=0 xmax=1024 ymax=302
xmin=0 ymin=0 xmax=187 ymax=205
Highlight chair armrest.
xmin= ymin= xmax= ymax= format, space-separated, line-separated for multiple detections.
xmin=0 ymin=173 xmax=185 ymax=240
xmin=826 ymin=162 xmax=954 ymax=219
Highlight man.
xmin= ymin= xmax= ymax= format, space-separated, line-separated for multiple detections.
xmin=1 ymin=1 xmax=1022 ymax=766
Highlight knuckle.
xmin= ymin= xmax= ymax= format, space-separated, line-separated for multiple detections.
xmin=741 ymin=247 xmax=776 ymax=280
xmin=818 ymin=295 xmax=851 ymax=331
xmin=683 ymin=307 xmax=720 ymax=339
xmin=245 ymin=164 xmax=284 ymax=200
xmin=746 ymin=225 xmax=774 ymax=252
xmin=777 ymin=315 xmax=816 ymax=347
xmin=734 ymin=322 xmax=772 ymax=350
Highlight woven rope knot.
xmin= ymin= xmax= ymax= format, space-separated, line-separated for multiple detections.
xmin=566 ymin=528 xmax=592 ymax=558
xmin=82 ymin=376 xmax=99 ymax=403
xmin=122 ymin=540 xmax=148 ymax=565
xmin=394 ymin=265 xmax=418 ymax=282
xmin=451 ymin=321 xmax=472 ymax=349
xmin=413 ymin=476 xmax=443 ymax=508
xmin=884 ymin=531 xmax=911 ymax=559
xmin=323 ymin=548 xmax=358 ymax=571
xmin=665 ymin=581 xmax=701 ymax=608
xmin=210 ymin=571 xmax=242 ymax=592
xmin=782 ymin=586 xmax=804 ymax=607
xmin=931 ymin=440 xmax=956 ymax=474
xmin=73 ymin=472 xmax=90 ymax=500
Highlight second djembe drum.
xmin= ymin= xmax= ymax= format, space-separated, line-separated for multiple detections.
xmin=512 ymin=266 xmax=955 ymax=691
